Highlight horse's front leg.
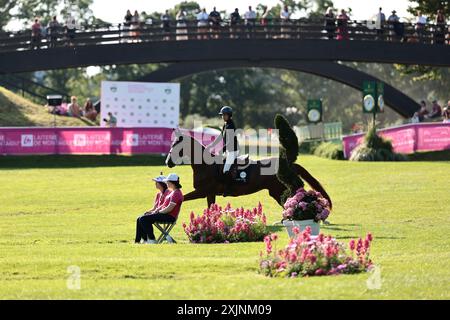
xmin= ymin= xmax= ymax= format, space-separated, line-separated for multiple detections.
xmin=207 ymin=194 xmax=216 ymax=207
xmin=183 ymin=189 xmax=207 ymax=202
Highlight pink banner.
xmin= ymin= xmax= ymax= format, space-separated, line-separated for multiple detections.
xmin=0 ymin=127 xmax=220 ymax=156
xmin=342 ymin=123 xmax=450 ymax=159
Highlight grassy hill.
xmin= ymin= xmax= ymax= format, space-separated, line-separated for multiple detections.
xmin=0 ymin=86 xmax=94 ymax=127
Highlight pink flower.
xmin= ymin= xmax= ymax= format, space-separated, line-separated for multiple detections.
xmin=315 ymin=268 xmax=325 ymax=276
xmin=292 ymin=226 xmax=300 ymax=235
xmin=367 ymin=233 xmax=373 ymax=242
xmin=271 ymin=233 xmax=278 ymax=241
xmin=349 ymin=239 xmax=355 ymax=250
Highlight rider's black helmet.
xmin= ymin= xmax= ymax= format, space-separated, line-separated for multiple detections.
xmin=219 ymin=106 xmax=233 ymax=116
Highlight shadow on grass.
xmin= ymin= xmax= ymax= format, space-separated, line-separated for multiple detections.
xmin=337 ymin=235 xmax=405 ymax=240
xmin=267 ymin=225 xmax=285 ymax=233
xmin=0 ymin=154 xmax=167 ymax=169
xmin=408 ymin=149 xmax=450 ymax=161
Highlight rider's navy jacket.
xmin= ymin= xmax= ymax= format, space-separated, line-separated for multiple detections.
xmin=221 ymin=119 xmax=239 ymax=153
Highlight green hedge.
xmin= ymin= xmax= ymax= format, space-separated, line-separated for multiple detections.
xmin=313 ymin=142 xmax=345 ymax=160
xmin=349 ymin=127 xmax=408 ymax=162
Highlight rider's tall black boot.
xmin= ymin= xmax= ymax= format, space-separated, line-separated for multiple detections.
xmin=222 ymin=171 xmax=233 ymax=197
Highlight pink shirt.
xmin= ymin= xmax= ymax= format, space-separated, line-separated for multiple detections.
xmin=154 ymin=189 xmax=169 ymax=208
xmin=160 ymin=189 xmax=183 ymax=219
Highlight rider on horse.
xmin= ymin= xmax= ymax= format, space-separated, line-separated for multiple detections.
xmin=206 ymin=106 xmax=240 ymax=197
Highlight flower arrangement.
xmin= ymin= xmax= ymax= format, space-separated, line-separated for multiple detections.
xmin=282 ymin=187 xmax=331 ymax=222
xmin=259 ymin=227 xmax=373 ymax=277
xmin=183 ymin=203 xmax=269 ymax=243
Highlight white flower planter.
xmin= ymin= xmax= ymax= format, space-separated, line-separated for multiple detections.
xmin=283 ymin=219 xmax=320 ymax=237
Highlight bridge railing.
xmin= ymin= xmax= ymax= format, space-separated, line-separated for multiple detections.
xmin=1 ymin=18 xmax=449 ymax=53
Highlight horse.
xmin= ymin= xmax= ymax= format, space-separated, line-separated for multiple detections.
xmin=165 ymin=130 xmax=332 ymax=208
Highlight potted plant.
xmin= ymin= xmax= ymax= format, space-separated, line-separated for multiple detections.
xmin=282 ymin=187 xmax=330 ymax=236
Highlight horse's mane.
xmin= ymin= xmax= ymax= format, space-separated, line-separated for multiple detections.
xmin=180 ymin=132 xmax=218 ymax=157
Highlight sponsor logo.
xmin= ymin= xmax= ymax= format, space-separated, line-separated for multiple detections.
xmin=73 ymin=134 xmax=87 ymax=147
xmin=126 ymin=134 xmax=139 ymax=147
xmin=21 ymin=134 xmax=34 ymax=147
xmin=164 ymin=88 xmax=172 ymax=94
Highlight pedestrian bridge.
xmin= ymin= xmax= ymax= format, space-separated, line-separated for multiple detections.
xmin=1 ymin=19 xmax=449 ymax=73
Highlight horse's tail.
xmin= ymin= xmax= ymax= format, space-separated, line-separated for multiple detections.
xmin=292 ymin=163 xmax=332 ymax=209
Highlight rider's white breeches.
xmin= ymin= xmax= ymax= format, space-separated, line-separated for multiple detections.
xmin=223 ymin=151 xmax=239 ymax=173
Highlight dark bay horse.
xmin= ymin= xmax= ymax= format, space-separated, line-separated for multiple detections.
xmin=165 ymin=130 xmax=332 ymax=208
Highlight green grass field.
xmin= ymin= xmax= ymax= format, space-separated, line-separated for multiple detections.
xmin=0 ymin=155 xmax=449 ymax=299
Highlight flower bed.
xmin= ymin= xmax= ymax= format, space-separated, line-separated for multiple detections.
xmin=259 ymin=227 xmax=373 ymax=277
xmin=282 ymin=188 xmax=331 ymax=222
xmin=183 ymin=203 xmax=269 ymax=243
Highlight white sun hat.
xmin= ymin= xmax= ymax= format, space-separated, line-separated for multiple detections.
xmin=152 ymin=175 xmax=166 ymax=182
xmin=163 ymin=173 xmax=180 ymax=182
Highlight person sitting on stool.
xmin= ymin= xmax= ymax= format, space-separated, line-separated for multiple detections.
xmin=134 ymin=173 xmax=183 ymax=244
xmin=135 ymin=174 xmax=170 ymax=243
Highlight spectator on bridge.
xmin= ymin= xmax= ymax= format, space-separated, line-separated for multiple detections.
xmin=130 ymin=10 xmax=141 ymax=42
xmin=428 ymin=100 xmax=442 ymax=119
xmin=104 ymin=112 xmax=118 ymax=127
xmin=280 ymin=5 xmax=291 ymax=39
xmin=244 ymin=6 xmax=257 ymax=38
xmin=434 ymin=9 xmax=446 ymax=45
xmin=324 ymin=7 xmax=336 ymax=40
xmin=407 ymin=31 xmax=420 ymax=43
xmin=415 ymin=11 xmax=427 ymax=43
xmin=260 ymin=6 xmax=272 ymax=38
xmin=65 ymin=15 xmax=78 ymax=46
xmin=176 ymin=11 xmax=188 ymax=41
xmin=375 ymin=7 xmax=386 ymax=40
xmin=230 ymin=8 xmax=241 ymax=39
xmin=122 ymin=9 xmax=132 ymax=42
xmin=68 ymin=96 xmax=81 ymax=118
xmin=197 ymin=8 xmax=209 ymax=40
xmin=387 ymin=10 xmax=400 ymax=42
xmin=417 ymin=100 xmax=429 ymax=121
xmin=84 ymin=99 xmax=98 ymax=121
xmin=161 ymin=10 xmax=172 ymax=40
xmin=337 ymin=9 xmax=349 ymax=40
xmin=31 ymin=18 xmax=42 ymax=49
xmin=47 ymin=16 xmax=60 ymax=48
xmin=209 ymin=7 xmax=222 ymax=39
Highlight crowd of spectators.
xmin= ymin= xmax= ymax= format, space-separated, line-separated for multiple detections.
xmin=412 ymin=99 xmax=450 ymax=123
xmin=30 ymin=14 xmax=80 ymax=49
xmin=27 ymin=6 xmax=449 ymax=48
xmin=47 ymin=95 xmax=98 ymax=121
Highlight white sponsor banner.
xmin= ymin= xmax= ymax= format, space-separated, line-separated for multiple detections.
xmin=101 ymin=81 xmax=180 ymax=128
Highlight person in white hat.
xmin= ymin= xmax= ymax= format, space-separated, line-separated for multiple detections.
xmin=134 ymin=174 xmax=169 ymax=243
xmin=135 ymin=173 xmax=184 ymax=244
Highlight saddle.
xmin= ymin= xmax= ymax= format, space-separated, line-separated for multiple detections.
xmin=219 ymin=154 xmax=252 ymax=184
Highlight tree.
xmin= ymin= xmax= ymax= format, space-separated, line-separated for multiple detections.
xmin=407 ymin=0 xmax=449 ymax=19
xmin=399 ymin=0 xmax=450 ymax=83
xmin=12 ymin=0 xmax=94 ymax=28
xmin=0 ymin=0 xmax=17 ymax=31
